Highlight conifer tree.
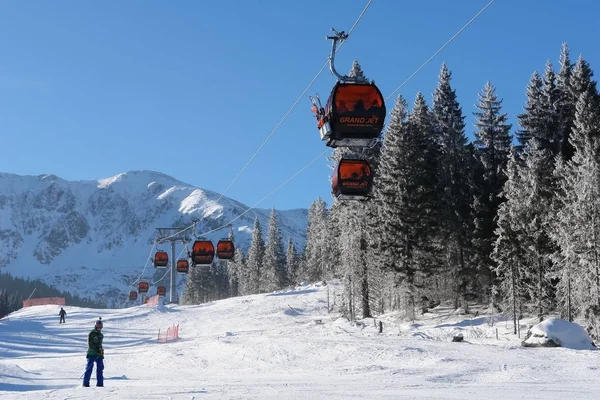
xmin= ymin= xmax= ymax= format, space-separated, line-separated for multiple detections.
xmin=519 ymin=139 xmax=556 ymax=322
xmin=285 ymin=237 xmax=300 ymax=286
xmin=471 ymin=81 xmax=512 ymax=296
xmin=245 ymin=216 xmax=265 ymax=294
xmin=301 ymin=197 xmax=329 ymax=282
xmin=493 ymin=149 xmax=528 ymax=329
xmin=229 ymin=248 xmax=246 ymax=297
xmin=262 ymin=208 xmax=287 ymax=291
xmin=516 ymin=71 xmax=544 ymax=152
xmin=552 ymin=91 xmax=600 ymax=334
xmin=432 ymin=63 xmax=473 ymax=309
xmin=557 ymin=43 xmax=575 ymax=161
xmin=373 ymin=93 xmax=441 ymax=318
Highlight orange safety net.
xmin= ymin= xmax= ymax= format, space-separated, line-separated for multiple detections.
xmin=23 ymin=297 xmax=66 ymax=307
xmin=157 ymin=324 xmax=180 ymax=343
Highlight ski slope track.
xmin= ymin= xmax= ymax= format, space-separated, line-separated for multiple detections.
xmin=1 ymin=282 xmax=600 ymax=399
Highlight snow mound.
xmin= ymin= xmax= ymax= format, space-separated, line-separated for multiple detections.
xmin=522 ymin=318 xmax=596 ymax=350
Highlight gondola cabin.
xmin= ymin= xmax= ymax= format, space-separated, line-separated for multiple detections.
xmin=129 ymin=291 xmax=138 ymax=301
xmin=176 ymin=259 xmax=189 ymax=274
xmin=191 ymin=240 xmax=215 ymax=265
xmin=154 ymin=251 xmax=169 ymax=268
xmin=157 ymin=286 xmax=167 ymax=297
xmin=216 ymin=240 xmax=235 ymax=260
xmin=319 ymin=82 xmax=386 ymax=148
xmin=332 ymin=158 xmax=373 ymax=200
xmin=138 ymin=281 xmax=149 ymax=294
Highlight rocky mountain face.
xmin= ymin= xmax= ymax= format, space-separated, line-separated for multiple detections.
xmin=0 ymin=171 xmax=308 ymax=306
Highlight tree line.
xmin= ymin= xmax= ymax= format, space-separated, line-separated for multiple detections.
xmin=0 ymin=271 xmax=106 ymax=318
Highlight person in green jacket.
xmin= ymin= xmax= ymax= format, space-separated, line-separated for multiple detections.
xmin=82 ymin=318 xmax=104 ymax=387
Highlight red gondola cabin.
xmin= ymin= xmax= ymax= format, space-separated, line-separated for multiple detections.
xmin=129 ymin=291 xmax=138 ymax=301
xmin=332 ymin=158 xmax=373 ymax=200
xmin=154 ymin=251 xmax=169 ymax=268
xmin=318 ymin=82 xmax=386 ymax=148
xmin=138 ymin=281 xmax=149 ymax=294
xmin=157 ymin=286 xmax=166 ymax=297
xmin=191 ymin=240 xmax=215 ymax=265
xmin=176 ymin=259 xmax=189 ymax=274
xmin=216 ymin=240 xmax=235 ymax=260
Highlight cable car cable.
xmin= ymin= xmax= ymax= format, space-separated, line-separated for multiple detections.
xmin=156 ymin=0 xmax=375 ymax=244
xmin=194 ymin=149 xmax=330 ymax=238
xmin=189 ymin=0 xmax=496 ymax=221
xmin=385 ymin=0 xmax=495 ymax=101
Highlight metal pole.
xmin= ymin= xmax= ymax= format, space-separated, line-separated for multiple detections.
xmin=170 ymin=240 xmax=177 ymax=304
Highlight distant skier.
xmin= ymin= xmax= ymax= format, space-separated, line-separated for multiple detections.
xmin=58 ymin=307 xmax=66 ymax=324
xmin=82 ymin=318 xmax=104 ymax=387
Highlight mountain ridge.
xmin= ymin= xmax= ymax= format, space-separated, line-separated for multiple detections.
xmin=0 ymin=170 xmax=308 ymax=306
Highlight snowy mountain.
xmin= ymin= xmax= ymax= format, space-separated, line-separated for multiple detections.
xmin=0 ymin=171 xmax=308 ymax=305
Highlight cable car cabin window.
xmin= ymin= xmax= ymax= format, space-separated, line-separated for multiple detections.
xmin=154 ymin=251 xmax=169 ymax=268
xmin=157 ymin=286 xmax=166 ymax=297
xmin=216 ymin=240 xmax=235 ymax=260
xmin=328 ymin=83 xmax=386 ymax=140
xmin=138 ymin=282 xmax=149 ymax=294
xmin=176 ymin=259 xmax=189 ymax=273
xmin=129 ymin=291 xmax=138 ymax=301
xmin=332 ymin=159 xmax=373 ymax=198
xmin=191 ymin=240 xmax=215 ymax=265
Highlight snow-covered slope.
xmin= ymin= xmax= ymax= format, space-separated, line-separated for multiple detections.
xmin=1 ymin=283 xmax=599 ymax=399
xmin=0 ymin=171 xmax=308 ymax=304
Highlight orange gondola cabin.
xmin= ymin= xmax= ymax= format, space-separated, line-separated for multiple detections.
xmin=129 ymin=291 xmax=138 ymax=301
xmin=138 ymin=281 xmax=149 ymax=294
xmin=157 ymin=286 xmax=167 ymax=297
xmin=176 ymin=259 xmax=189 ymax=274
xmin=332 ymin=158 xmax=373 ymax=200
xmin=191 ymin=240 xmax=215 ymax=265
xmin=154 ymin=251 xmax=169 ymax=268
xmin=313 ymin=82 xmax=386 ymax=148
xmin=216 ymin=240 xmax=235 ymax=260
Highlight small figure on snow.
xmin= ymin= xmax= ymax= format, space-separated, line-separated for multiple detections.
xmin=58 ymin=307 xmax=66 ymax=324
xmin=82 ymin=318 xmax=104 ymax=387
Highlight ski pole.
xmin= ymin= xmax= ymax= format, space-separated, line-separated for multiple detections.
xmin=79 ymin=355 xmax=100 ymax=379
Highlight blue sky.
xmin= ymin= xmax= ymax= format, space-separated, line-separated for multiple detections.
xmin=1 ymin=0 xmax=599 ymax=210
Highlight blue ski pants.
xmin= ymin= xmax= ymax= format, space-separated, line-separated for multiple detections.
xmin=83 ymin=356 xmax=104 ymax=387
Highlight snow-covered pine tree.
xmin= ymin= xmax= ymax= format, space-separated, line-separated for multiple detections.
xmin=285 ymin=237 xmax=300 ymax=286
xmin=552 ymin=91 xmax=600 ymax=335
xmin=373 ymin=93 xmax=439 ymax=319
xmin=556 ymin=43 xmax=575 ymax=161
xmin=262 ymin=208 xmax=287 ymax=292
xmin=471 ymin=81 xmax=512 ymax=298
xmin=300 ymin=197 xmax=329 ymax=282
xmin=432 ymin=63 xmax=473 ymax=310
xmin=492 ymin=149 xmax=528 ymax=331
xmin=518 ymin=139 xmax=556 ymax=322
xmin=245 ymin=216 xmax=264 ymax=294
xmin=516 ymin=71 xmax=544 ymax=153
xmin=568 ymin=55 xmax=600 ymax=152
xmin=229 ymin=248 xmax=246 ymax=297
xmin=180 ymin=262 xmax=203 ymax=304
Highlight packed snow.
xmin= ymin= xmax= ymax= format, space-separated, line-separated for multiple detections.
xmin=1 ymin=282 xmax=600 ymax=399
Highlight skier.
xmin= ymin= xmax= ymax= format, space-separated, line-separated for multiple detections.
xmin=58 ymin=307 xmax=66 ymax=324
xmin=82 ymin=318 xmax=104 ymax=387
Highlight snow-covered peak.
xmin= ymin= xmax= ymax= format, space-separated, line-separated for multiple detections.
xmin=0 ymin=170 xmax=308 ymax=305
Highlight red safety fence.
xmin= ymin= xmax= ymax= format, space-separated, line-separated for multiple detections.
xmin=157 ymin=324 xmax=179 ymax=343
xmin=23 ymin=297 xmax=66 ymax=307
xmin=145 ymin=295 xmax=160 ymax=307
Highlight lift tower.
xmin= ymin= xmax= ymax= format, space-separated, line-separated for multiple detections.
xmin=155 ymin=226 xmax=193 ymax=304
